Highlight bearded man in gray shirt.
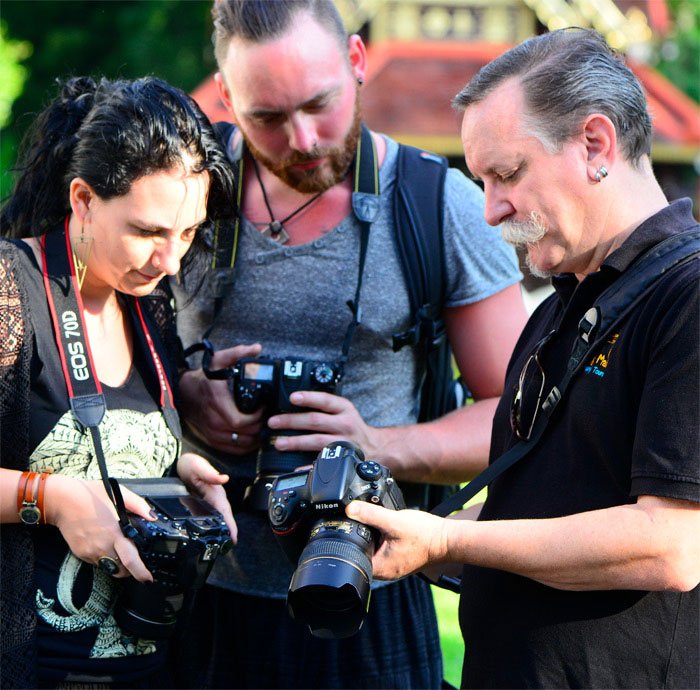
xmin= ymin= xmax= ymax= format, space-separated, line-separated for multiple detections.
xmin=173 ymin=1 xmax=526 ymax=688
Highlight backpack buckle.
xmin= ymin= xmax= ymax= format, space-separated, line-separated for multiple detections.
xmin=209 ymin=268 xmax=236 ymax=299
xmin=392 ymin=325 xmax=419 ymax=352
xmin=392 ymin=311 xmax=445 ymax=352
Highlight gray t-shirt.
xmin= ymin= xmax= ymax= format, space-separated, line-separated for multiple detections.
xmin=175 ymin=135 xmax=521 ymax=597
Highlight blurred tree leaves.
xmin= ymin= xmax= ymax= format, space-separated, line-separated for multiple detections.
xmin=1 ymin=0 xmax=216 ymax=199
xmin=0 ymin=20 xmax=31 ymax=128
xmin=1 ymin=0 xmax=698 ymax=202
xmin=654 ymin=0 xmax=700 ymax=103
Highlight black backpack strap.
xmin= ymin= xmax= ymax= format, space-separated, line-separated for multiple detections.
xmin=392 ymin=144 xmax=461 ymax=421
xmin=392 ymin=145 xmax=466 ymax=510
xmin=429 ymin=226 xmax=700 ymax=520
xmin=392 ymin=145 xmax=448 ymax=353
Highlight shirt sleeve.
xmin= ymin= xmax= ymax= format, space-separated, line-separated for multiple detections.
xmin=441 ymin=168 xmax=523 ymax=307
xmin=630 ymin=261 xmax=700 ymax=503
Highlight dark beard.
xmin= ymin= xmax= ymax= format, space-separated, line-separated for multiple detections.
xmin=242 ymin=95 xmax=362 ymax=194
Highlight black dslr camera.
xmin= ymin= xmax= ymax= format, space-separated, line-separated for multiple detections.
xmin=114 ymin=478 xmax=233 ymax=638
xmin=267 ymin=441 xmax=405 ymax=639
xmin=232 ymin=357 xmax=342 ymax=415
xmin=231 ymin=357 xmax=344 ymax=507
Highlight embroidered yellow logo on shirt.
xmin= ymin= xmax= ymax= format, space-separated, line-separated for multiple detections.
xmin=584 ymin=332 xmax=619 ymax=378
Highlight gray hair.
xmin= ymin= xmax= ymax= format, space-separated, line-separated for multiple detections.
xmin=212 ymin=0 xmax=347 ymax=67
xmin=453 ymin=28 xmax=652 ymax=165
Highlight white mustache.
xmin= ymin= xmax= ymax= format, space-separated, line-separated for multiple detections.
xmin=501 ymin=212 xmax=547 ymax=247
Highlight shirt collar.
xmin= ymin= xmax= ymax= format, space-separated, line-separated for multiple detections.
xmin=603 ymin=198 xmax=695 ymax=272
xmin=551 ymin=197 xmax=696 ymax=303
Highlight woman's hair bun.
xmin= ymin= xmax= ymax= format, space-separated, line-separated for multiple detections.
xmin=58 ymin=76 xmax=98 ymax=118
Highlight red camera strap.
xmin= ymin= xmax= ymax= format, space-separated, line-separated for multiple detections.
xmin=40 ymin=219 xmax=180 ymax=521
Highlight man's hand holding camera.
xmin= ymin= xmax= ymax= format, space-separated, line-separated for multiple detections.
xmin=268 ymin=390 xmax=382 ymax=460
xmin=345 ymin=501 xmax=452 ymax=581
xmin=180 ymin=343 xmax=264 ymax=455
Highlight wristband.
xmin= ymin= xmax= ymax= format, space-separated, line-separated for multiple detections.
xmin=16 ymin=471 xmax=35 ymax=514
xmin=37 ymin=471 xmax=52 ymax=525
xmin=17 ymin=470 xmax=52 ymax=526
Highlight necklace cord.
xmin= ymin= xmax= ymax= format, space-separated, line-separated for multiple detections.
xmin=250 ymin=154 xmax=324 ymax=230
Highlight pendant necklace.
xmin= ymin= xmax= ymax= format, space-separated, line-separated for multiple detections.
xmin=250 ymin=155 xmax=324 ymax=244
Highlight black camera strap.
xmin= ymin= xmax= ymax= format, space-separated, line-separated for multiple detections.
xmin=194 ymin=123 xmax=380 ymax=377
xmin=41 ymin=220 xmax=181 ymax=532
xmin=342 ymin=123 xmax=379 ymax=365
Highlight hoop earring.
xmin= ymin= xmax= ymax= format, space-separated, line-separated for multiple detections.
xmin=72 ymin=221 xmax=93 ymax=290
xmin=595 ymin=166 xmax=609 ymax=183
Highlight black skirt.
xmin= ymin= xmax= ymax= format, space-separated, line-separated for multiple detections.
xmin=172 ymin=576 xmax=442 ymax=689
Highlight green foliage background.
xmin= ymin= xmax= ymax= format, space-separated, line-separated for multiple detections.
xmin=654 ymin=0 xmax=700 ymax=104
xmin=1 ymin=0 xmax=216 ymax=200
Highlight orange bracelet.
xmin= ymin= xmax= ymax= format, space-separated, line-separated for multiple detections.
xmin=18 ymin=471 xmax=43 ymax=526
xmin=16 ymin=471 xmax=37 ymax=513
xmin=37 ymin=470 xmax=52 ymax=525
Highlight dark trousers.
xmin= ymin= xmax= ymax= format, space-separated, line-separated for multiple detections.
xmin=172 ymin=577 xmax=442 ymax=689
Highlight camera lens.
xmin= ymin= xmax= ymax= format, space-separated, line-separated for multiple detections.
xmin=286 ymin=518 xmax=374 ymax=639
xmin=113 ymin=580 xmax=184 ymax=638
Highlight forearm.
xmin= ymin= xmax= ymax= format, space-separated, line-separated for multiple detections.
xmin=0 ymin=469 xmax=25 ymax=523
xmin=445 ymin=497 xmax=700 ymax=592
xmin=368 ymin=398 xmax=498 ymax=484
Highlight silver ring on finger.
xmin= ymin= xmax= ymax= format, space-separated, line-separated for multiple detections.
xmin=97 ymin=555 xmax=120 ymax=576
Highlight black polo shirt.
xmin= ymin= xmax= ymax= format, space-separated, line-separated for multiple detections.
xmin=459 ymin=199 xmax=699 ymax=689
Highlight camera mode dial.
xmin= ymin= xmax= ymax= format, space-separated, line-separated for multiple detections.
xmin=270 ymin=499 xmax=288 ymax=526
xmin=312 ymin=363 xmax=336 ymax=386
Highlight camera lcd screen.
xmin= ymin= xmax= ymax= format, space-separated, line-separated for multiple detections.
xmin=276 ymin=474 xmax=308 ymax=491
xmin=243 ymin=362 xmax=275 ymax=382
xmin=149 ymin=496 xmax=210 ymax=519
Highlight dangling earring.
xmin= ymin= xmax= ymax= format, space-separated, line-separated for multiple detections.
xmin=72 ymin=221 xmax=93 ymax=290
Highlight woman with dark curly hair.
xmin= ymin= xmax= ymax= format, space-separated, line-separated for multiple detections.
xmin=0 ymin=75 xmax=237 ymax=689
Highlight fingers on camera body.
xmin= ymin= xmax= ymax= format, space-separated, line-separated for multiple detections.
xmin=210 ymin=343 xmax=262 ymax=369
xmin=93 ymin=539 xmax=151 ymax=582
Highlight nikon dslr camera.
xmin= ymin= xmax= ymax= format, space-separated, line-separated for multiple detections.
xmin=268 ymin=441 xmax=405 ymax=639
xmin=114 ymin=478 xmax=233 ymax=638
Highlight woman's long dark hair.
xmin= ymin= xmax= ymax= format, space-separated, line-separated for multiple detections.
xmin=1 ymin=75 xmax=235 ymax=275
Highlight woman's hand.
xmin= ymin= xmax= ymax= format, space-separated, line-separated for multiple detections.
xmin=176 ymin=452 xmax=237 ymax=541
xmin=42 ymin=474 xmax=155 ymax=582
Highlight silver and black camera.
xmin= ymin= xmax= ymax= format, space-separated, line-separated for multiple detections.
xmin=267 ymin=441 xmax=405 ymax=639
xmin=114 ymin=478 xmax=233 ymax=638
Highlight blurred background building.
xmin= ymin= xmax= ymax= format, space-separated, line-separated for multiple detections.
xmin=192 ymin=0 xmax=700 ymax=291
xmin=2 ymin=0 xmax=698 ymax=279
